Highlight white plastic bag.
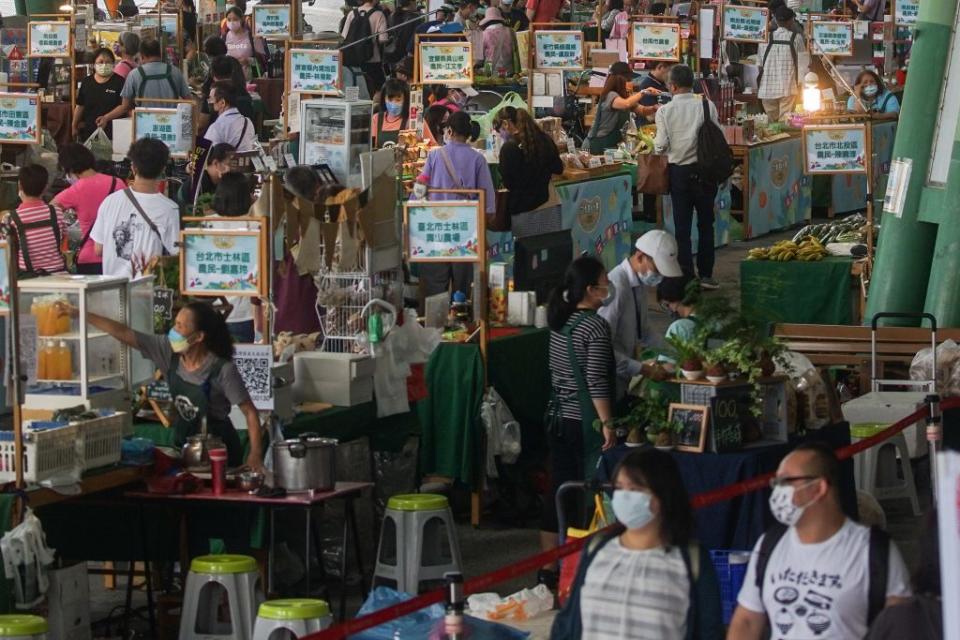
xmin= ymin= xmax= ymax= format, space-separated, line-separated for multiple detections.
xmin=467 ymin=584 xmax=553 ymax=621
xmin=776 ymin=351 xmax=830 ymax=430
xmin=1 ymin=509 xmax=56 ymax=609
xmin=910 ymin=339 xmax=960 ymax=397
xmin=480 ymin=387 xmax=521 ymax=478
xmin=83 ymin=127 xmax=113 ymax=162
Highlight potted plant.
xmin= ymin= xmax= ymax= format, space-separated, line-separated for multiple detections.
xmin=599 ymin=383 xmax=673 ymax=446
xmin=667 ymin=333 xmax=705 ymax=381
xmin=646 ymin=417 xmax=682 ymax=449
xmin=704 ymin=352 xmax=728 ymax=384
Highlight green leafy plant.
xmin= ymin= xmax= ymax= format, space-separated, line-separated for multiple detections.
xmin=596 ymin=383 xmax=681 ymax=446
xmin=666 ymin=333 xmax=705 ymax=372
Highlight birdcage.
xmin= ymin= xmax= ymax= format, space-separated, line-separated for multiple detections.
xmin=315 ymin=269 xmax=404 ymax=354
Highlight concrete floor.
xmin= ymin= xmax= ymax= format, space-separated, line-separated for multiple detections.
xmin=87 ymin=223 xmax=928 ymax=637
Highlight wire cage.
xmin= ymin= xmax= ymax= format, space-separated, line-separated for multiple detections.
xmin=315 ymin=269 xmax=404 ymax=354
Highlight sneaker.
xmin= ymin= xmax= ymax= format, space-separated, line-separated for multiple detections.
xmin=699 ymin=278 xmax=720 ymax=290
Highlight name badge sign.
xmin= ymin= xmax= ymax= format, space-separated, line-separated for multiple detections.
xmin=0 ymin=94 xmax=41 ymax=144
xmin=28 ymin=21 xmax=71 ymax=57
xmin=405 ymin=201 xmax=481 ymax=262
xmin=254 ymin=5 xmax=291 ymax=39
xmin=418 ymin=42 xmax=474 ymax=85
xmin=811 ymin=21 xmax=853 ymax=56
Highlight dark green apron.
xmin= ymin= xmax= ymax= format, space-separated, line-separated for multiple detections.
xmin=375 ymin=112 xmax=406 ymax=148
xmin=168 ymin=354 xmax=244 ymax=467
xmin=586 ymin=97 xmax=629 ymax=155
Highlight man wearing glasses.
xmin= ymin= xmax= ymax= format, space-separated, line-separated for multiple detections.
xmin=728 ymin=443 xmax=912 ymax=639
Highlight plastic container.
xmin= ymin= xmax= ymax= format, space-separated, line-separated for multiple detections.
xmin=710 ymin=550 xmax=751 ymax=624
xmin=73 ymin=411 xmax=129 ymax=470
xmin=0 ymin=422 xmax=78 ymax=484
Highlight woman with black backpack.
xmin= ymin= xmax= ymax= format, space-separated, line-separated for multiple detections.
xmin=341 ymin=0 xmax=389 ymax=98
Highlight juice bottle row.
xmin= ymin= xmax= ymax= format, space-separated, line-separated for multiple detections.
xmin=30 ymin=295 xmax=72 ymax=337
xmin=37 ymin=340 xmax=73 ymax=381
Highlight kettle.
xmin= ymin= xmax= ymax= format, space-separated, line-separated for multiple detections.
xmin=181 ymin=418 xmax=225 ymax=471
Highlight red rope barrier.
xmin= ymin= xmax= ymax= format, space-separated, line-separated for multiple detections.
xmin=304 ymin=396 xmax=957 ymax=640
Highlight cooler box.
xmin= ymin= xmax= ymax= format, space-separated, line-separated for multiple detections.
xmin=841 ymin=391 xmax=927 ymax=458
xmin=292 ymin=352 xmax=375 ymax=407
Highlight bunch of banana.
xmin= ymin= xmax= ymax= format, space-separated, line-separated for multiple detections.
xmin=768 ymin=240 xmax=799 ymax=261
xmin=746 ymin=247 xmax=770 ymax=260
xmin=796 ymin=236 xmax=827 ymax=262
xmin=746 ymin=237 xmax=827 ymax=261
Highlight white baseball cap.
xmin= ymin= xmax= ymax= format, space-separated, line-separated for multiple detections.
xmin=635 ymin=230 xmax=683 ymax=278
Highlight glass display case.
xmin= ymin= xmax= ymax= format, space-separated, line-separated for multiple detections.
xmin=299 ymin=98 xmax=373 ymax=188
xmin=17 ymin=275 xmax=154 ymax=411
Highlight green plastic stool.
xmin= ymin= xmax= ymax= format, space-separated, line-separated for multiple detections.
xmin=0 ymin=615 xmax=47 ymax=639
xmin=253 ymin=600 xmax=332 ymax=638
xmin=374 ymin=493 xmax=462 ymax=594
xmin=849 ymin=423 xmax=920 ymax=516
xmin=180 ymin=554 xmax=263 ymax=639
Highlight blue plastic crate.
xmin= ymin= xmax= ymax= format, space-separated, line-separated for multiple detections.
xmin=710 ymin=549 xmax=751 ymax=625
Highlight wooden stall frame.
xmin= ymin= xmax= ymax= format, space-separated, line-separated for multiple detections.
xmin=528 ymin=23 xmax=587 ymax=114
xmin=179 ymin=216 xmax=269 ymax=299
xmin=282 ymin=39 xmax=340 ymax=138
xmin=131 ymin=98 xmax=198 ymax=160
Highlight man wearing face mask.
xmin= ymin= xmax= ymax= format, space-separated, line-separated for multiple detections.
xmin=599 ymin=230 xmax=682 ymax=399
xmin=729 ymin=443 xmax=912 ymax=640
xmin=203 ymin=82 xmax=257 ymax=152
xmin=73 ymin=47 xmax=124 ymax=141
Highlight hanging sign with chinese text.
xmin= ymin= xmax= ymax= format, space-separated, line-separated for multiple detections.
xmin=290 ymin=49 xmax=340 ymax=94
xmin=810 ymin=21 xmax=853 ymax=56
xmin=0 ymin=94 xmax=40 ymax=144
xmin=534 ymin=30 xmax=584 ymax=69
xmin=181 ymin=230 xmax=265 ymax=296
xmin=405 ymin=201 xmax=481 ymax=262
xmin=895 ymin=0 xmax=919 ymax=25
xmin=133 ymin=106 xmax=193 ymax=159
xmin=629 ymin=22 xmax=680 ymax=61
xmin=802 ymin=124 xmax=868 ymax=174
xmin=28 ymin=21 xmax=71 ymax=57
xmin=253 ymin=5 xmax=292 ymax=39
xmin=722 ymin=6 xmax=769 ymax=43
xmin=418 ymin=42 xmax=473 ymax=85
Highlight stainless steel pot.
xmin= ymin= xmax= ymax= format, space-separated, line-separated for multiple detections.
xmin=272 ymin=433 xmax=337 ymax=491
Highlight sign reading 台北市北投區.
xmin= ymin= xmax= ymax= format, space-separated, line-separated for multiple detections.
xmin=181 ymin=230 xmax=265 ymax=296
xmin=253 ymin=5 xmax=291 ymax=39
xmin=629 ymin=22 xmax=680 ymax=61
xmin=802 ymin=124 xmax=868 ymax=174
xmin=810 ymin=21 xmax=853 ymax=57
xmin=418 ymin=42 xmax=473 ymax=85
xmin=290 ymin=49 xmax=340 ymax=94
xmin=722 ymin=5 xmax=769 ymax=43
xmin=404 ymin=201 xmax=481 ymax=262
xmin=895 ymin=0 xmax=918 ymax=25
xmin=534 ymin=31 xmax=584 ymax=69
xmin=28 ymin=21 xmax=71 ymax=57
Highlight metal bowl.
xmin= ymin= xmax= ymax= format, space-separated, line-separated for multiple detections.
xmin=238 ymin=471 xmax=264 ymax=493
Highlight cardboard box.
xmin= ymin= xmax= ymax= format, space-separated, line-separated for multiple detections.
xmin=47 ymin=563 xmax=92 ymax=640
xmin=292 ymin=352 xmax=375 ymax=406
xmin=590 ymin=49 xmax=621 ymax=68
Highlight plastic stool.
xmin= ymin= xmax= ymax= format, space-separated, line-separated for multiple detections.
xmin=0 ymin=615 xmax=47 ymax=639
xmin=179 ymin=554 xmax=263 ymax=640
xmin=850 ymin=424 xmax=920 ymax=516
xmin=253 ymin=599 xmax=332 ymax=639
xmin=373 ymin=494 xmax=462 ymax=594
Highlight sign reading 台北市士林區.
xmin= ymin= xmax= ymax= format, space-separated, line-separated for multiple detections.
xmin=418 ymin=42 xmax=473 ymax=85
xmin=810 ymin=21 xmax=853 ymax=56
xmin=290 ymin=49 xmax=340 ymax=94
xmin=404 ymin=201 xmax=481 ymax=262
xmin=0 ymin=94 xmax=40 ymax=145
xmin=722 ymin=5 xmax=769 ymax=43
xmin=895 ymin=0 xmax=919 ymax=25
xmin=629 ymin=22 xmax=680 ymax=61
xmin=253 ymin=5 xmax=291 ymax=39
xmin=802 ymin=124 xmax=868 ymax=174
xmin=28 ymin=21 xmax=71 ymax=57
xmin=534 ymin=31 xmax=584 ymax=69
xmin=181 ymin=230 xmax=265 ymax=296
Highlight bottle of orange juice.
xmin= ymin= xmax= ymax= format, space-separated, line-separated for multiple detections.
xmin=37 ymin=340 xmax=48 ymax=380
xmin=57 ymin=341 xmax=72 ymax=381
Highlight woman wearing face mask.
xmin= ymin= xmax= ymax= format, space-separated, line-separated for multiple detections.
xmin=848 ymin=70 xmax=900 ymax=114
xmin=493 ymin=106 xmax=563 ymax=220
xmin=53 ymin=144 xmax=124 ymax=275
xmin=372 ymin=78 xmax=410 ymax=148
xmin=223 ymin=5 xmax=266 ymax=78
xmin=59 ymin=300 xmax=265 ymax=471
xmin=73 ymin=48 xmax=124 ymax=141
xmin=538 ymin=256 xmax=617 ymax=589
xmin=553 ymin=448 xmax=723 ymax=639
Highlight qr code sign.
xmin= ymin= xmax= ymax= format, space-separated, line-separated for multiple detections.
xmin=233 ymin=345 xmax=273 ymax=411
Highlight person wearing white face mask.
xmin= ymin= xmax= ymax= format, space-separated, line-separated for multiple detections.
xmin=73 ymin=47 xmax=124 ymax=142
xmin=848 ymin=70 xmax=901 ymax=115
xmin=599 ymin=229 xmax=682 ymax=399
xmin=729 ymin=442 xmax=912 ymax=640
xmin=552 ymin=448 xmax=723 ymax=639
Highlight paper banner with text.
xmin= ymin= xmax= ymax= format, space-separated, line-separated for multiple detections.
xmin=533 ymin=30 xmax=584 ymax=69
xmin=629 ymin=22 xmax=681 ymax=61
xmin=28 ymin=21 xmax=70 ymax=57
xmin=181 ymin=231 xmax=263 ymax=296
xmin=419 ymin=42 xmax=474 ymax=85
xmin=0 ymin=94 xmax=40 ymax=144
xmin=405 ymin=200 xmax=481 ymax=262
xmin=811 ymin=21 xmax=853 ymax=56
xmin=803 ymin=124 xmax=867 ymax=174
xmin=722 ymin=6 xmax=768 ymax=43
xmin=290 ymin=49 xmax=340 ymax=94
xmin=133 ymin=106 xmax=193 ymax=158
xmin=254 ymin=5 xmax=291 ymax=39
xmin=895 ymin=0 xmax=918 ymax=25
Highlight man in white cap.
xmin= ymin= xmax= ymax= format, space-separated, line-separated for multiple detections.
xmin=599 ymin=230 xmax=683 ymax=398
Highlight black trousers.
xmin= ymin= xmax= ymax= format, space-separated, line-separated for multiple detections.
xmin=419 ymin=262 xmax=474 ymax=299
xmin=668 ymin=163 xmax=718 ymax=279
xmin=361 ymin=62 xmax=386 ymax=99
xmin=541 ymin=417 xmax=586 ymax=534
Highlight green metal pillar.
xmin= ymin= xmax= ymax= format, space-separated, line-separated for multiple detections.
xmin=924 ymin=119 xmax=960 ymax=324
xmin=864 ymin=0 xmax=958 ymax=325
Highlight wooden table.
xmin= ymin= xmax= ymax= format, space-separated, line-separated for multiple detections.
xmin=126 ymin=481 xmax=373 ymax=620
xmin=26 ymin=465 xmax=153 ymax=509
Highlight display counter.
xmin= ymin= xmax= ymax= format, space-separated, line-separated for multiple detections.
xmin=740 ymin=256 xmax=860 ymax=325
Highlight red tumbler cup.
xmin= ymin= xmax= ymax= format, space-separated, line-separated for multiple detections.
xmin=209 ymin=448 xmax=228 ymax=495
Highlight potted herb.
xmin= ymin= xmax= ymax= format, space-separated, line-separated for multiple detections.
xmin=667 ymin=333 xmax=705 ymax=381
xmin=598 ymin=384 xmax=673 ymax=446
xmin=646 ymin=417 xmax=682 ymax=449
xmin=704 ymin=352 xmax=728 ymax=384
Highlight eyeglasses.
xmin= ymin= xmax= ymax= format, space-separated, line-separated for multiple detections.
xmin=769 ymin=475 xmax=819 ymax=488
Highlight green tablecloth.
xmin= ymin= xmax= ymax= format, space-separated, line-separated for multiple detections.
xmin=740 ymin=256 xmax=853 ymax=325
xmin=418 ymin=329 xmax=551 ymax=487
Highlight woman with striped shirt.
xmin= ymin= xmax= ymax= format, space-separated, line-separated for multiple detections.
xmin=540 ymin=255 xmax=616 ymax=586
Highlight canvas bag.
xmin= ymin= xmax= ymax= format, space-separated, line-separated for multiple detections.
xmin=635 ymin=153 xmax=670 ymax=194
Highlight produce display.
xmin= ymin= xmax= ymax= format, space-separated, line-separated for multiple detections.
xmin=746 ymin=236 xmax=828 ymax=262
xmin=791 ymin=213 xmax=868 ymax=245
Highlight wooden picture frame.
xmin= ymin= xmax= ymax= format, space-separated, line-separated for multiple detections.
xmin=27 ymin=20 xmax=72 ymax=58
xmin=809 ymin=20 xmax=854 ymax=57
xmin=0 ymin=93 xmax=42 ymax=145
xmin=670 ymin=403 xmax=709 ymax=453
xmin=801 ymin=123 xmax=869 ymax=175
xmin=628 ymin=21 xmax=681 ymax=62
xmin=253 ymin=4 xmax=292 ymax=40
xmin=417 ymin=41 xmax=474 ymax=86
xmin=179 ymin=221 xmax=267 ymax=297
xmin=403 ymin=193 xmax=485 ymax=263
xmin=721 ymin=5 xmax=769 ymax=44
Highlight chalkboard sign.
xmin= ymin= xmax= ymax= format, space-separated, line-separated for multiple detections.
xmin=709 ymin=396 xmax=743 ymax=453
xmin=670 ymin=403 xmax=709 ymax=453
xmin=146 ymin=380 xmax=171 ymax=402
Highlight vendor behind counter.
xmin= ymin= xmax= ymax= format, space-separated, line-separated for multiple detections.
xmin=492 ymin=106 xmax=563 ymax=217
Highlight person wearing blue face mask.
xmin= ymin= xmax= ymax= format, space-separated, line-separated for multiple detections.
xmin=57 ymin=300 xmax=266 ymax=471
xmin=492 ymin=106 xmax=563 ymax=222
xmin=372 ymin=78 xmax=410 ymax=148
xmin=848 ymin=70 xmax=900 ymax=115
xmin=552 ymin=448 xmax=723 ymax=639
xmin=600 ymin=230 xmax=682 ymax=399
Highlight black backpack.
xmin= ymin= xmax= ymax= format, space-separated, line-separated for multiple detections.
xmin=696 ymin=97 xmax=734 ymax=186
xmin=342 ymin=8 xmax=378 ymax=67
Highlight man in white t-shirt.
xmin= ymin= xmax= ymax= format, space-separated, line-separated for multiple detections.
xmin=728 ymin=442 xmax=912 ymax=640
xmin=91 ymin=138 xmax=180 ymax=278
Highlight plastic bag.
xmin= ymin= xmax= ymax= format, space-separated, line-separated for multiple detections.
xmin=776 ymin=351 xmax=830 ymax=430
xmin=83 ymin=127 xmax=113 ymax=162
xmin=352 ymin=587 xmax=530 ymax=640
xmin=910 ymin=339 xmax=960 ymax=396
xmin=1 ymin=509 xmax=56 ymax=610
xmin=475 ymin=92 xmax=528 ymax=141
xmin=468 ymin=585 xmax=553 ymax=622
xmin=480 ymin=387 xmax=522 ymax=478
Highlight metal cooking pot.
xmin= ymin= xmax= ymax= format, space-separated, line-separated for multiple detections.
xmin=181 ymin=434 xmax=225 ymax=471
xmin=272 ymin=433 xmax=337 ymax=491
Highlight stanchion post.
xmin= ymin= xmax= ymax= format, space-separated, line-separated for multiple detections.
xmin=926 ymin=393 xmax=941 ymax=500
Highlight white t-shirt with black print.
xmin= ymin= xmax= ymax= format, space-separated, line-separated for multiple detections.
xmin=90 ymin=189 xmax=180 ymax=278
xmin=737 ymin=519 xmax=912 ymax=640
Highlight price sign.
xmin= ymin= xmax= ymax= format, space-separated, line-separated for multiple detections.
xmin=233 ymin=344 xmax=273 ymax=411
xmin=669 ymin=403 xmax=709 ymax=453
xmin=181 ymin=229 xmax=265 ymax=296
xmin=802 ymin=124 xmax=868 ymax=174
xmin=722 ymin=5 xmax=769 ymax=43
xmin=404 ymin=200 xmax=481 ymax=262
xmin=629 ymin=22 xmax=681 ymax=61
xmin=253 ymin=5 xmax=292 ymax=39
xmin=290 ymin=49 xmax=341 ymax=94
xmin=133 ymin=106 xmax=194 ymax=159
xmin=0 ymin=241 xmax=8 ymax=315
xmin=895 ymin=0 xmax=919 ymax=25
xmin=533 ymin=30 xmax=585 ymax=69
xmin=811 ymin=21 xmax=853 ymax=56
xmin=418 ymin=42 xmax=474 ymax=85
xmin=152 ymin=287 xmax=174 ymax=323
xmin=0 ymin=94 xmax=40 ymax=145
xmin=28 ymin=21 xmax=71 ymax=57
xmin=709 ymin=396 xmax=743 ymax=453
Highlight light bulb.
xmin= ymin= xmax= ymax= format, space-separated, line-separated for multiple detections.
xmin=802 ymin=71 xmax=821 ymax=113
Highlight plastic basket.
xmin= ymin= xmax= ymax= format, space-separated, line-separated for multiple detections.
xmin=73 ymin=411 xmax=129 ymax=471
xmin=710 ymin=549 xmax=751 ymax=625
xmin=0 ymin=423 xmax=78 ymax=484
